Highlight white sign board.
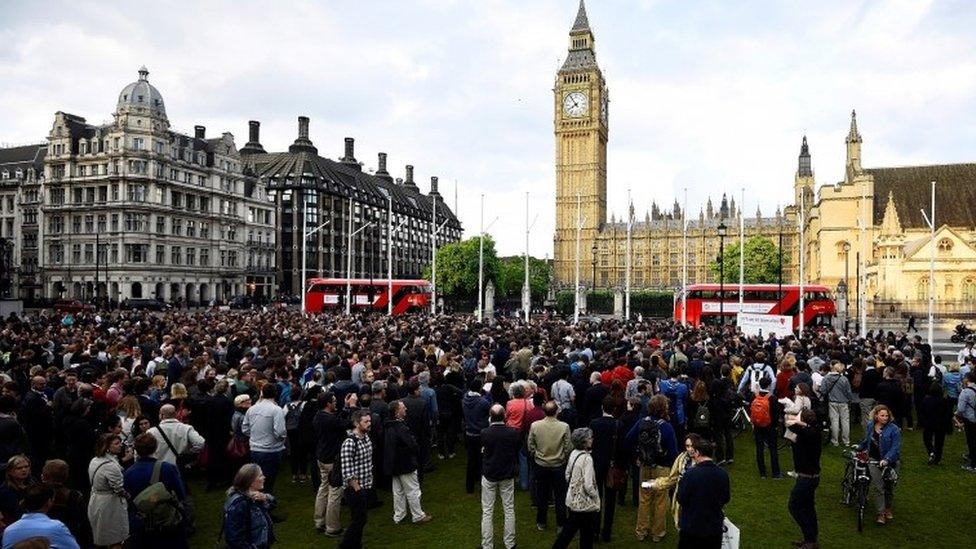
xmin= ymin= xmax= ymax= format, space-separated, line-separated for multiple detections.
xmin=702 ymin=302 xmax=775 ymax=314
xmin=322 ymin=295 xmax=340 ymax=305
xmin=736 ymin=312 xmax=792 ymax=337
xmin=354 ymin=295 xmax=372 ymax=305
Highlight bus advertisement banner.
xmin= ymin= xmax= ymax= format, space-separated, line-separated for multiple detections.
xmin=737 ymin=312 xmax=792 ymax=337
xmin=702 ymin=301 xmax=775 ymax=314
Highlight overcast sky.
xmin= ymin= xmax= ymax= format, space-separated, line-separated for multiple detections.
xmin=2 ymin=0 xmax=974 ymax=256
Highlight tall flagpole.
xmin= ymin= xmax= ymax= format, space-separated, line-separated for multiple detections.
xmin=681 ymin=187 xmax=688 ymax=326
xmin=431 ymin=191 xmax=437 ymax=316
xmin=345 ymin=197 xmax=353 ymax=315
xmin=574 ymin=193 xmax=582 ymax=324
xmin=859 ymin=180 xmax=867 ymax=337
xmin=739 ymin=187 xmax=744 ymax=312
xmin=625 ymin=189 xmax=632 ymax=320
xmin=478 ymin=194 xmax=484 ymax=322
xmin=799 ymin=188 xmax=805 ymax=332
xmin=927 ymin=181 xmax=936 ymax=347
xmin=387 ymin=196 xmax=393 ymax=315
xmin=524 ymin=192 xmax=530 ymax=322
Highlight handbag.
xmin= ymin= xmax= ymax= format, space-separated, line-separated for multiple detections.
xmin=158 ymin=423 xmax=197 ymax=470
xmin=226 ymin=437 xmax=250 ymax=460
xmin=607 ymin=465 xmax=628 ymax=489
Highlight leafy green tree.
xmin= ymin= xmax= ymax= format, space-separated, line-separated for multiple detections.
xmin=497 ymin=256 xmax=553 ymax=302
xmin=422 ymin=236 xmax=500 ymax=299
xmin=709 ymin=235 xmax=783 ymax=283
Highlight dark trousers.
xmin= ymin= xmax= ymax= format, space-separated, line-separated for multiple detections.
xmin=287 ymin=430 xmax=308 ymax=476
xmin=552 ymin=510 xmax=597 ymax=549
xmin=923 ymin=428 xmax=946 ymax=462
xmin=599 ymin=482 xmax=618 ymax=541
xmin=678 ymin=531 xmax=722 ymax=549
xmin=788 ymin=476 xmax=819 ymax=543
xmin=339 ymin=487 xmax=368 ymax=549
xmin=206 ymin=436 xmax=231 ymax=488
xmin=715 ymin=423 xmax=734 ymax=463
xmin=535 ymin=464 xmax=567 ymax=527
xmin=754 ymin=426 xmax=780 ymax=477
xmin=465 ymin=434 xmax=482 ymax=494
xmin=250 ymin=450 xmax=283 ymax=494
xmin=437 ymin=415 xmax=459 ymax=457
xmin=965 ymin=420 xmax=976 ymax=468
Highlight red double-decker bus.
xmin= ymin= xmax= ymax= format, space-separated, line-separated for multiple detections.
xmin=674 ymin=283 xmax=836 ymax=329
xmin=304 ymin=278 xmax=431 ymax=315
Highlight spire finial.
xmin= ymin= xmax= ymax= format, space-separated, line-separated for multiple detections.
xmin=138 ymin=66 xmax=149 ymax=81
xmin=572 ymin=0 xmax=590 ymax=31
xmin=847 ymin=109 xmax=861 ymax=144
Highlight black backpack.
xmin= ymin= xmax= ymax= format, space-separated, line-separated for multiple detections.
xmin=637 ymin=418 xmax=667 ymax=467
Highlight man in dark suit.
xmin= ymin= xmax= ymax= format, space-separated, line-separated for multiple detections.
xmin=402 ymin=381 xmax=432 ymax=479
xmin=676 ymin=438 xmax=730 ymax=549
xmin=481 ymin=404 xmax=519 ymax=549
xmin=589 ymin=396 xmax=619 ymax=542
xmin=582 ymin=372 xmax=609 ymax=423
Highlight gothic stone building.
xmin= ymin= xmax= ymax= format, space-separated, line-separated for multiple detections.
xmin=552 ymin=1 xmax=798 ymax=292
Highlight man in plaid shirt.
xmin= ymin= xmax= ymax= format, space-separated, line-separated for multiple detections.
xmin=339 ymin=409 xmax=373 ymax=549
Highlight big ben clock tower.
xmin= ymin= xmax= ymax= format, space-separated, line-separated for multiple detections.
xmin=554 ymin=0 xmax=608 ymax=287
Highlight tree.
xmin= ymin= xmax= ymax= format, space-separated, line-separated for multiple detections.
xmin=496 ymin=256 xmax=553 ymax=302
xmin=709 ymin=235 xmax=783 ymax=283
xmin=422 ymin=236 xmax=500 ymax=299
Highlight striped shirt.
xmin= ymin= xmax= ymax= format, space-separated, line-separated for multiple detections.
xmin=339 ymin=431 xmax=373 ymax=489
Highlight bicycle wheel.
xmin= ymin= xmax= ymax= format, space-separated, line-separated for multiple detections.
xmin=855 ymin=482 xmax=867 ymax=532
xmin=841 ymin=462 xmax=854 ymax=505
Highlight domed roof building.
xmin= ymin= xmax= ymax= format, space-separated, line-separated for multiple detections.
xmin=116 ymin=66 xmax=166 ymax=118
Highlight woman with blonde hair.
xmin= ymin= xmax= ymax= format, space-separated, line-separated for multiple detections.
xmin=166 ymin=382 xmax=191 ymax=422
xmin=116 ymin=395 xmax=142 ymax=443
xmin=856 ymin=404 xmax=902 ymax=525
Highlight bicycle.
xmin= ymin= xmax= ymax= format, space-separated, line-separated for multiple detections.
xmin=731 ymin=399 xmax=752 ymax=437
xmin=841 ymin=451 xmax=889 ymax=532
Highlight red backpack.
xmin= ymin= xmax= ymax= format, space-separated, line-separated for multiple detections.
xmin=750 ymin=394 xmax=772 ymax=428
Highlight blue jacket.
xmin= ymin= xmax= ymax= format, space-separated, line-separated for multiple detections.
xmin=625 ymin=416 xmax=679 ymax=467
xmin=462 ymin=391 xmax=491 ymax=435
xmin=857 ymin=421 xmax=902 ymax=463
xmin=223 ymin=492 xmax=276 ymax=549
xmin=659 ymin=379 xmax=689 ymax=425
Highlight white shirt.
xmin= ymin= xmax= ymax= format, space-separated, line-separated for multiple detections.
xmin=958 ymin=347 xmax=975 ymax=365
xmin=149 ymin=419 xmax=205 ymax=465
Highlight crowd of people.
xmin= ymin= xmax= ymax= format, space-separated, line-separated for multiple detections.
xmin=0 ymin=306 xmax=973 ymax=549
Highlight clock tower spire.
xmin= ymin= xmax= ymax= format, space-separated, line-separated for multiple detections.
xmin=553 ymin=0 xmax=608 ymax=287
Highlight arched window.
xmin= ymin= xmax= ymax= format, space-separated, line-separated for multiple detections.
xmin=938 ymin=238 xmax=953 ymax=254
xmin=963 ymin=278 xmax=976 ymax=301
xmin=917 ymin=277 xmax=930 ymax=301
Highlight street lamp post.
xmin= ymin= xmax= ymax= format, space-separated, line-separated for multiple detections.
xmin=777 ymin=223 xmax=784 ymax=305
xmin=591 ymin=244 xmax=597 ymax=292
xmin=718 ymin=221 xmax=727 ymax=325
xmin=843 ymin=242 xmax=851 ymax=332
xmin=300 ymin=215 xmax=331 ymax=316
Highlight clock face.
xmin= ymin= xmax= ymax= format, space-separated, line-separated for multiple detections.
xmin=563 ymin=91 xmax=588 ymax=117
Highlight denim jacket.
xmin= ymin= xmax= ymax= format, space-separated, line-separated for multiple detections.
xmin=857 ymin=421 xmax=902 ymax=463
xmin=223 ymin=491 xmax=276 ymax=548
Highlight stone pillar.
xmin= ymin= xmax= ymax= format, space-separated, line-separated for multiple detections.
xmin=578 ymin=286 xmax=588 ymax=315
xmin=613 ymin=287 xmax=624 ymax=320
xmin=485 ymin=281 xmax=495 ymax=322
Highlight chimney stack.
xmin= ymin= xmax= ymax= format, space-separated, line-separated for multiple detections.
xmin=288 ymin=115 xmax=317 ymax=154
xmin=340 ymin=137 xmax=358 ymax=164
xmin=375 ymin=152 xmax=393 ymax=182
xmin=194 ymin=125 xmax=206 ymax=139
xmin=241 ymin=120 xmax=266 ymax=155
xmin=395 ymin=177 xmax=404 ymax=186
xmin=403 ymin=165 xmax=419 ymax=192
xmin=429 ymin=176 xmax=441 ymax=199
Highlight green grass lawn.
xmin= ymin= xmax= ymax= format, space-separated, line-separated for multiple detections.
xmin=190 ymin=425 xmax=974 ymax=548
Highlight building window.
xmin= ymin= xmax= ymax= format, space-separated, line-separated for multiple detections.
xmin=49 ymin=244 xmax=63 ymax=264
xmin=125 ymin=244 xmax=148 ymax=263
xmin=156 ymin=245 xmax=165 ymax=264
xmin=84 ymin=215 xmax=94 ymax=233
xmin=128 ymin=184 xmax=146 ymax=202
xmin=186 ymin=248 xmax=195 ymax=266
xmin=156 ymin=215 xmax=166 ymax=234
xmin=938 ymin=238 xmax=953 ymax=254
xmin=71 ymin=244 xmax=81 ymax=264
xmin=50 ymin=188 xmax=64 ymax=205
xmin=97 ymin=215 xmax=106 ymax=232
xmin=84 ymin=244 xmax=94 ymax=264
xmin=171 ymin=246 xmax=181 ymax=265
xmin=72 ymin=216 xmax=81 ymax=234
xmin=917 ymin=277 xmax=930 ymax=301
xmin=200 ymin=248 xmax=210 ymax=266
xmin=110 ymin=214 xmax=119 ymax=231
xmin=172 ymin=218 xmax=183 ymax=236
xmin=963 ymin=278 xmax=976 ymax=301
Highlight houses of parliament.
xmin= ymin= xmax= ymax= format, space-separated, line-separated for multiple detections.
xmin=553 ymin=1 xmax=976 ymax=312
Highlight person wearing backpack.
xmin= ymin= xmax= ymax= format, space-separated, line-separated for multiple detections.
xmin=627 ymin=395 xmax=678 ymax=542
xmin=818 ymin=361 xmax=856 ymax=447
xmin=123 ymin=433 xmax=187 ymax=549
xmin=736 ymin=353 xmax=775 ymax=400
xmin=284 ymin=384 xmax=308 ymax=484
xmin=751 ymin=377 xmax=781 ymax=478
xmin=953 ymin=371 xmax=976 ymax=472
